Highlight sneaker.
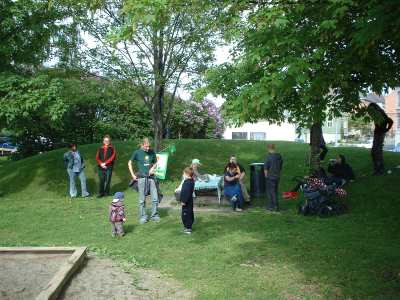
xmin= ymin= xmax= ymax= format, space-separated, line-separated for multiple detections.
xmin=235 ymin=208 xmax=243 ymax=212
xmin=82 ymin=193 xmax=90 ymax=198
xmin=139 ymin=218 xmax=148 ymax=224
xmin=183 ymin=228 xmax=192 ymax=234
xmin=151 ymin=216 xmax=161 ymax=222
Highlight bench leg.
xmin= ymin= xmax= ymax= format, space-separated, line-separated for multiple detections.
xmin=217 ymin=187 xmax=221 ymax=205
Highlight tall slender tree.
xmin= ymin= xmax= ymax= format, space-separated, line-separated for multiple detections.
xmin=77 ymin=0 xmax=220 ymax=150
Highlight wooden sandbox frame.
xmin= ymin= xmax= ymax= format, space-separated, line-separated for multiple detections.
xmin=0 ymin=246 xmax=87 ymax=300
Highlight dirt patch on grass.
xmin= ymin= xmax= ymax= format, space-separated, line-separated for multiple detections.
xmin=59 ymin=254 xmax=194 ymax=300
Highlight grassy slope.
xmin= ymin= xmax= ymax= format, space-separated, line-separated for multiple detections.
xmin=0 ymin=140 xmax=399 ymax=299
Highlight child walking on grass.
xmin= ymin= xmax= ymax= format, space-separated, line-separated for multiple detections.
xmin=180 ymin=167 xmax=195 ymax=234
xmin=109 ymin=192 xmax=126 ymax=237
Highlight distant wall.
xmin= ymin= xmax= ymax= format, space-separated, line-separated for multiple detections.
xmin=223 ymin=121 xmax=297 ymax=141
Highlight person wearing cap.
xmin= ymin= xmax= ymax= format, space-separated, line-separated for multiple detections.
xmin=63 ymin=143 xmax=90 ymax=198
xmin=191 ymin=159 xmax=209 ymax=182
xmin=128 ymin=138 xmax=160 ymax=224
xmin=109 ymin=192 xmax=126 ymax=237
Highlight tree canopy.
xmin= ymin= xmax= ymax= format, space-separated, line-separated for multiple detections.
xmin=74 ymin=0 xmax=221 ymax=150
xmin=207 ymin=0 xmax=400 ymax=168
xmin=0 ymin=0 xmax=80 ymax=72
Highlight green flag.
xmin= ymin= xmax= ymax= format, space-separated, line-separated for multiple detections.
xmin=155 ymin=152 xmax=169 ymax=180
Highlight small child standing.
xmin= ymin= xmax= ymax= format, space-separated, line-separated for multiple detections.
xmin=109 ymin=192 xmax=126 ymax=237
xmin=180 ymin=167 xmax=195 ymax=234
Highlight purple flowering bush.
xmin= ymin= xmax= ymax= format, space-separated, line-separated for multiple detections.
xmin=168 ymin=98 xmax=224 ymax=139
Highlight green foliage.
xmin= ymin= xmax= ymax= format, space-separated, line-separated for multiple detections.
xmin=0 ymin=0 xmax=80 ymax=71
xmin=0 ymin=140 xmax=399 ymax=299
xmin=59 ymin=75 xmax=153 ymax=144
xmin=207 ymin=0 xmax=400 ymax=169
xmin=0 ymin=69 xmax=154 ymax=157
xmin=0 ymin=72 xmax=68 ymax=156
xmin=77 ymin=0 xmax=221 ymax=149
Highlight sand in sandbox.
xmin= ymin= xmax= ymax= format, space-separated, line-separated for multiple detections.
xmin=0 ymin=253 xmax=71 ymax=300
xmin=59 ymin=255 xmax=194 ymax=300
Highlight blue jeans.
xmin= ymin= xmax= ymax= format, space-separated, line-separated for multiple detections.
xmin=67 ymin=169 xmax=89 ymax=198
xmin=224 ymin=183 xmax=244 ymax=209
xmin=138 ymin=178 xmax=159 ymax=221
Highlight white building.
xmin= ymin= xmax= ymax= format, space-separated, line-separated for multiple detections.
xmin=223 ymin=121 xmax=298 ymax=141
xmin=223 ymin=118 xmax=348 ymax=144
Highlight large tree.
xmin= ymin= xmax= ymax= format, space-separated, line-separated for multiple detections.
xmin=0 ymin=0 xmax=80 ymax=72
xmin=207 ymin=0 xmax=400 ymax=170
xmin=76 ymin=0 xmax=220 ymax=150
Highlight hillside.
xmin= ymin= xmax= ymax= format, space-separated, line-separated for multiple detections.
xmin=0 ymin=140 xmax=399 ymax=299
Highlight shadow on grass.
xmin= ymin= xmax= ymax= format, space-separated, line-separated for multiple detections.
xmin=0 ymin=162 xmax=39 ymax=197
xmin=188 ymin=209 xmax=399 ymax=298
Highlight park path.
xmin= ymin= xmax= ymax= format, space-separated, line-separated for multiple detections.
xmin=159 ymin=196 xmax=234 ymax=213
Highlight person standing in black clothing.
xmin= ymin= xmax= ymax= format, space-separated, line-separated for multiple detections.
xmin=319 ymin=134 xmax=328 ymax=161
xmin=264 ymin=144 xmax=283 ymax=212
xmin=368 ymin=103 xmax=393 ymax=175
xmin=180 ymin=167 xmax=195 ymax=234
xmin=96 ymin=135 xmax=117 ymax=197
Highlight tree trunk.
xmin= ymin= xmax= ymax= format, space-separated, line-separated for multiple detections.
xmin=152 ymin=28 xmax=165 ymax=152
xmin=309 ymin=122 xmax=322 ymax=172
xmin=153 ymin=117 xmax=163 ymax=152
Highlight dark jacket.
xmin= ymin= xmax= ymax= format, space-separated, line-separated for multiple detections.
xmin=328 ymin=155 xmax=355 ymax=181
xmin=96 ymin=144 xmax=116 ymax=167
xmin=264 ymin=153 xmax=283 ymax=179
xmin=180 ymin=178 xmax=195 ymax=205
xmin=369 ymin=103 xmax=393 ymax=134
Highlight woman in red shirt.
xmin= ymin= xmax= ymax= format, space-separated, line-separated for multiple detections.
xmin=96 ymin=135 xmax=116 ymax=197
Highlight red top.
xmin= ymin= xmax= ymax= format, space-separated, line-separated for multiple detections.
xmin=96 ymin=144 xmax=116 ymax=166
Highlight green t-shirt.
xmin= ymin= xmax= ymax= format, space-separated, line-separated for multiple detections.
xmin=131 ymin=148 xmax=157 ymax=176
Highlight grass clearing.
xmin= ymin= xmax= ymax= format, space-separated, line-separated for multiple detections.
xmin=0 ymin=140 xmax=399 ymax=299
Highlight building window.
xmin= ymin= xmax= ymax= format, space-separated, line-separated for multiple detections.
xmin=327 ymin=120 xmax=333 ymax=128
xmin=250 ymin=132 xmax=266 ymax=140
xmin=232 ymin=132 xmax=248 ymax=140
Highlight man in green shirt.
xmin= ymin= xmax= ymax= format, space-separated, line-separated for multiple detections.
xmin=128 ymin=138 xmax=159 ymax=224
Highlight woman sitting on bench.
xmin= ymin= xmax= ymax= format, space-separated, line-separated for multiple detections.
xmin=224 ymin=163 xmax=244 ymax=212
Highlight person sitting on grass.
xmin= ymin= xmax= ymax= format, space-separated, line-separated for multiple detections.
xmin=327 ymin=154 xmax=355 ymax=186
xmin=224 ymin=162 xmax=244 ymax=212
xmin=109 ymin=192 xmax=126 ymax=237
xmin=63 ymin=143 xmax=90 ymax=199
xmin=180 ymin=167 xmax=195 ymax=235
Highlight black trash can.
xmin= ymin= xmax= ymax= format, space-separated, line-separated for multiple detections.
xmin=250 ymin=163 xmax=266 ymax=197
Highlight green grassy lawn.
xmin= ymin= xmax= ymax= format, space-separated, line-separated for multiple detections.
xmin=0 ymin=140 xmax=399 ymax=299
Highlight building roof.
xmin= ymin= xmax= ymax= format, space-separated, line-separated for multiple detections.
xmin=359 ymin=92 xmax=385 ymax=104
